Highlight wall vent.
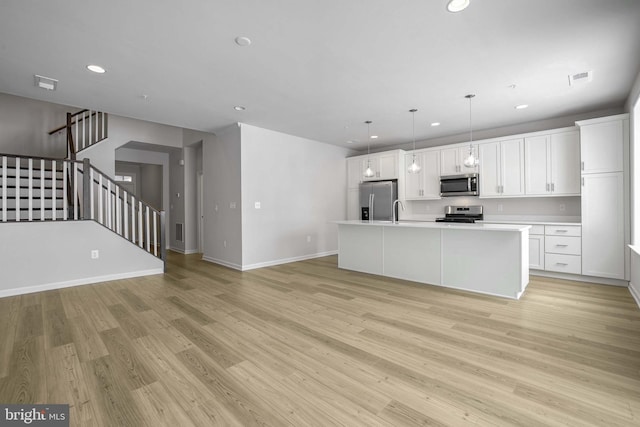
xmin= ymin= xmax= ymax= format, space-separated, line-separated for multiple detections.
xmin=568 ymin=70 xmax=593 ymax=86
xmin=176 ymin=223 xmax=184 ymax=242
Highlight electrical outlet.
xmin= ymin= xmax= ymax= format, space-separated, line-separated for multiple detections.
xmin=306 ymin=235 xmax=311 ymax=243
xmin=91 ymin=250 xmax=99 ymax=259
xmin=497 ymin=204 xmax=503 ymax=212
xmin=223 ymin=240 xmax=227 ymax=248
xmin=559 ymin=203 xmax=566 ymax=212
xmin=214 ymin=204 xmax=218 ymax=212
xmin=230 ymin=202 xmax=236 ymax=209
xmin=255 ymin=201 xmax=261 ymax=209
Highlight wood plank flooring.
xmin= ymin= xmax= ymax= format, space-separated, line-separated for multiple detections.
xmin=1 ymin=252 xmax=639 ymax=426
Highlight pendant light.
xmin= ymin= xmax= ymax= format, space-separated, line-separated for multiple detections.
xmin=463 ymin=94 xmax=479 ymax=168
xmin=364 ymin=120 xmax=375 ymax=178
xmin=407 ymin=109 xmax=421 ymax=174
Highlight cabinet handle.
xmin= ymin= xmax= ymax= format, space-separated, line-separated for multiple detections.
xmin=556 ymin=262 xmax=568 ymax=266
xmin=555 ymin=230 xmax=568 ymax=233
xmin=581 ymin=161 xmax=584 ymax=171
xmin=546 ymin=183 xmax=549 ymax=191
xmin=555 ymin=244 xmax=568 ymax=247
xmin=551 ymin=183 xmax=555 ymax=192
xmin=582 ymin=177 xmax=585 ymax=186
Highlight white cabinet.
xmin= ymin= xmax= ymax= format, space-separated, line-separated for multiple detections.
xmin=440 ymin=145 xmax=478 ymax=175
xmin=581 ymin=172 xmax=625 ymax=279
xmin=362 ymin=151 xmax=401 ymax=181
xmin=347 ymin=188 xmax=360 ymax=220
xmin=347 ymin=157 xmax=363 ymax=189
xmin=577 ymin=114 xmax=629 ymax=280
xmin=524 ymin=131 xmax=580 ymax=196
xmin=579 ymin=119 xmax=624 ymax=174
xmin=479 ymin=139 xmax=525 ymax=198
xmin=543 ymin=225 xmax=582 ymax=275
xmin=529 ymin=225 xmax=545 ymax=270
xmin=404 ymin=150 xmax=440 ymax=200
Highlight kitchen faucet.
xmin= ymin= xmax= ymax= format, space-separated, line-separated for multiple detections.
xmin=392 ymin=199 xmax=405 ymax=223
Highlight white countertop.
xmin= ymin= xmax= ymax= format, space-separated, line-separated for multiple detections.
xmin=478 ymin=220 xmax=580 ymax=226
xmin=335 ymin=220 xmax=530 ymax=232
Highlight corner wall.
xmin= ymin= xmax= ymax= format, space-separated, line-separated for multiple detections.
xmin=240 ymin=123 xmax=349 ymax=269
xmin=202 ymin=124 xmax=243 ymax=269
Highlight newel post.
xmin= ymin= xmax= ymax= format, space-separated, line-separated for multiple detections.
xmin=160 ymin=211 xmax=167 ymax=270
xmin=82 ymin=158 xmax=91 ymax=220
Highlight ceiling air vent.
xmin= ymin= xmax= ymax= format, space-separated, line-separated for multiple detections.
xmin=34 ymin=75 xmax=58 ymax=91
xmin=568 ymin=70 xmax=593 ymax=86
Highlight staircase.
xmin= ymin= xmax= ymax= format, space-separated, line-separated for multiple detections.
xmin=0 ymin=108 xmax=166 ymax=266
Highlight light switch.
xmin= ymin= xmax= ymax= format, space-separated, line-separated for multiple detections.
xmin=255 ymin=202 xmax=261 ymax=209
xmin=230 ymin=202 xmax=236 ymax=209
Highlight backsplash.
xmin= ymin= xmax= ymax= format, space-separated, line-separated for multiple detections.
xmin=402 ymin=196 xmax=581 ymax=222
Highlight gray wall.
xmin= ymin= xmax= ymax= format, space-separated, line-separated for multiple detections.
xmin=202 ymin=124 xmax=243 ymax=268
xmin=0 ymin=92 xmax=79 ymax=157
xmin=240 ymin=123 xmax=350 ymax=269
xmin=0 ymin=221 xmax=163 ymax=297
xmin=140 ymin=164 xmax=163 ymax=210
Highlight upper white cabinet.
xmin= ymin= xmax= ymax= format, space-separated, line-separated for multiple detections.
xmin=404 ymin=150 xmax=441 ymax=200
xmin=524 ymin=131 xmax=580 ymax=196
xmin=347 ymin=157 xmax=363 ymax=189
xmin=579 ymin=118 xmax=624 ymax=174
xmin=362 ymin=150 xmax=403 ymax=181
xmin=479 ymin=139 xmax=525 ymax=198
xmin=440 ymin=145 xmax=478 ymax=175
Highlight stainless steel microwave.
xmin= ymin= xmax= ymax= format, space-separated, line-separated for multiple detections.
xmin=440 ymin=173 xmax=479 ymax=197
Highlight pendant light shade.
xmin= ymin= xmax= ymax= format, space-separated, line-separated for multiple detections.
xmin=407 ymin=109 xmax=421 ymax=174
xmin=364 ymin=120 xmax=375 ymax=178
xmin=463 ymin=94 xmax=479 ymax=168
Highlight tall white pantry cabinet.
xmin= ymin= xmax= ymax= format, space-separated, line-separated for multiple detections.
xmin=577 ymin=114 xmax=630 ymax=280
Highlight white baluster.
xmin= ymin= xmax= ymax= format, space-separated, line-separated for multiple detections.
xmin=123 ymin=191 xmax=129 ymax=239
xmin=75 ymin=113 xmax=79 ymax=150
xmin=146 ymin=206 xmax=150 ymax=252
xmin=15 ymin=157 xmax=20 ymax=222
xmin=82 ymin=111 xmax=86 ymax=150
xmin=52 ymin=160 xmax=57 ymax=221
xmin=1 ymin=156 xmax=6 ymax=222
xmin=28 ymin=158 xmax=33 ymax=221
xmin=153 ymin=211 xmax=158 ymax=256
xmin=116 ymin=186 xmax=121 ymax=235
xmin=131 ymin=195 xmax=136 ymax=243
xmin=106 ymin=180 xmax=112 ymax=229
xmin=40 ymin=159 xmax=44 ymax=221
xmin=73 ymin=162 xmax=78 ymax=220
xmin=98 ymin=174 xmax=103 ymax=225
xmin=138 ymin=201 xmax=143 ymax=248
xmin=62 ymin=161 xmax=68 ymax=220
xmin=88 ymin=110 xmax=92 ymax=147
xmin=90 ymin=168 xmax=95 ymax=220
xmin=101 ymin=112 xmax=106 ymax=140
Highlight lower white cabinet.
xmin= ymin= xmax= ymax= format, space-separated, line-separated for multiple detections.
xmin=581 ymin=172 xmax=625 ymax=279
xmin=543 ymin=225 xmax=581 ymax=274
xmin=529 ymin=226 xmax=545 ymax=270
xmin=347 ymin=188 xmax=360 ymax=220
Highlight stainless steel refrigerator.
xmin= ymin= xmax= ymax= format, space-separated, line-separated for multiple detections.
xmin=359 ymin=180 xmax=397 ymax=221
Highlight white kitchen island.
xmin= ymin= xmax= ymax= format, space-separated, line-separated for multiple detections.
xmin=336 ymin=220 xmax=531 ymax=299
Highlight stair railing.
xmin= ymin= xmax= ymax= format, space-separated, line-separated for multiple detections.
xmin=0 ymin=153 xmax=165 ymax=263
xmin=48 ymin=109 xmax=108 ymax=159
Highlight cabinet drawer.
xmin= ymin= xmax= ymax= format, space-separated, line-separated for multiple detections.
xmin=545 ymin=236 xmax=581 ymax=255
xmin=545 ymin=225 xmax=581 ymax=237
xmin=529 ymin=225 xmax=545 ymax=235
xmin=545 ymin=253 xmax=581 ymax=274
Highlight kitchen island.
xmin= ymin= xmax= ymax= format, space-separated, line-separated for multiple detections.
xmin=335 ymin=220 xmax=530 ymax=299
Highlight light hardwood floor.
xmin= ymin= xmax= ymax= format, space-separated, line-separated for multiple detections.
xmin=1 ymin=252 xmax=639 ymax=426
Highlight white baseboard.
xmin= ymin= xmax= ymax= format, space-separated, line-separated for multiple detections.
xmin=240 ymin=250 xmax=338 ymax=271
xmin=201 ymin=256 xmax=243 ymax=271
xmin=629 ymin=282 xmax=640 ymax=308
xmin=0 ymin=268 xmax=164 ymax=299
xmin=530 ymin=270 xmax=629 ymax=287
xmin=170 ymin=246 xmax=200 ymax=255
xmin=201 ymin=251 xmax=337 ymax=272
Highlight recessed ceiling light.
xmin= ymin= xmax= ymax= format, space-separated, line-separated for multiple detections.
xmin=515 ymin=104 xmax=529 ymax=110
xmin=87 ymin=64 xmax=106 ymax=74
xmin=346 ymin=140 xmax=354 ymax=144
xmin=447 ymin=0 xmax=470 ymax=13
xmin=431 ymin=122 xmax=441 ymax=127
xmin=34 ymin=75 xmax=58 ymax=91
xmin=370 ymin=135 xmax=378 ymax=139
xmin=233 ymin=106 xmax=246 ymax=111
xmin=235 ymin=36 xmax=252 ymax=47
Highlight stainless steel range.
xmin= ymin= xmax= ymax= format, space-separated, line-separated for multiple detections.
xmin=435 ymin=205 xmax=483 ymax=223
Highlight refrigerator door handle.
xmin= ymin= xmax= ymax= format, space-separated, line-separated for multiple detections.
xmin=370 ymin=193 xmax=374 ymax=221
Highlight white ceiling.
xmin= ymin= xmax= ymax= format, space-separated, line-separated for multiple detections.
xmin=1 ymin=0 xmax=639 ymax=150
